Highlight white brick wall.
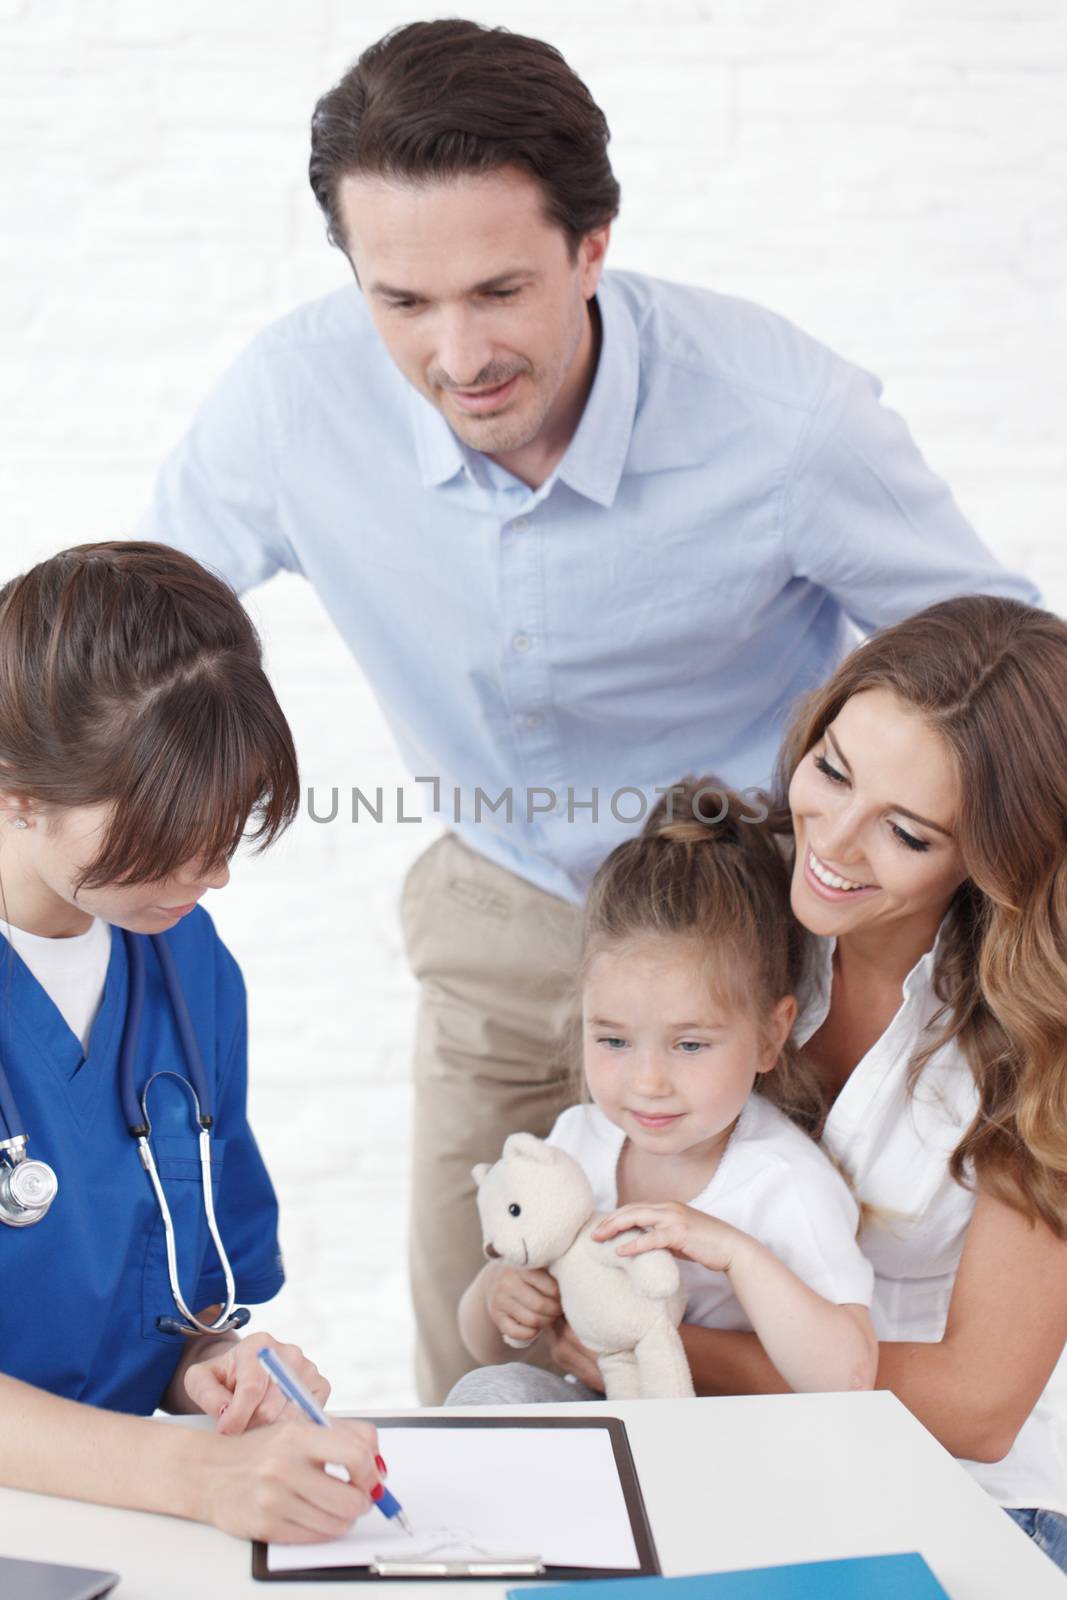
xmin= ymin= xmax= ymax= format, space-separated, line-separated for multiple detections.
xmin=2 ymin=2 xmax=1065 ymax=1405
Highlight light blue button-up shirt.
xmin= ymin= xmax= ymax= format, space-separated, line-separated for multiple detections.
xmin=141 ymin=270 xmax=1039 ymax=902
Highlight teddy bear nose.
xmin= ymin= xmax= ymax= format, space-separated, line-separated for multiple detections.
xmin=484 ymin=1241 xmax=501 ymax=1259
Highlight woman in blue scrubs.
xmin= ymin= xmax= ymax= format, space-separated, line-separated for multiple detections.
xmin=0 ymin=542 xmax=382 ymax=1543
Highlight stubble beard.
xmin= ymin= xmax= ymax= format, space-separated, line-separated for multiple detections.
xmin=445 ymin=376 xmax=552 ymax=455
xmin=440 ymin=298 xmax=588 ymax=457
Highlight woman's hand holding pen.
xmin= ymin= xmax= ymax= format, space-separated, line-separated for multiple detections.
xmin=593 ymin=1201 xmax=750 ymax=1275
xmin=185 ymin=1330 xmax=330 ymax=1435
xmin=485 ymin=1262 xmax=562 ymax=1346
xmin=197 ymin=1414 xmax=384 ymax=1543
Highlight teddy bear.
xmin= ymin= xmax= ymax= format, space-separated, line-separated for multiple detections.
xmin=472 ymin=1131 xmax=694 ymax=1400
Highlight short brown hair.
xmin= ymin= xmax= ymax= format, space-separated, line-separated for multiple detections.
xmin=0 ymin=541 xmax=299 ymax=890
xmin=309 ymin=20 xmax=621 ymax=258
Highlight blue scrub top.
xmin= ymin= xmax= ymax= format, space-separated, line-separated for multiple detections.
xmin=0 ymin=908 xmax=284 ymax=1414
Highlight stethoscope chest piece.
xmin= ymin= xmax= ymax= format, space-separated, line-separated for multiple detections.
xmin=0 ymin=1136 xmax=59 ymax=1227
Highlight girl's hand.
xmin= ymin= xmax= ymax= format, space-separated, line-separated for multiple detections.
xmin=593 ymin=1202 xmax=750 ymax=1274
xmin=546 ymin=1319 xmax=606 ymax=1392
xmin=199 ymin=1416 xmax=383 ymax=1544
xmin=485 ymin=1263 xmax=562 ymax=1347
xmin=184 ymin=1331 xmax=330 ymax=1436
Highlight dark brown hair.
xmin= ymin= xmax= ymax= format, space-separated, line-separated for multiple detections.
xmin=0 ymin=541 xmax=299 ymax=890
xmin=773 ymin=594 xmax=1067 ymax=1234
xmin=309 ymin=20 xmax=621 ymax=258
xmin=581 ymin=778 xmax=817 ymax=1118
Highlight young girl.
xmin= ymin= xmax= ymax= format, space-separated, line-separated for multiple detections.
xmin=453 ymin=780 xmax=877 ymax=1401
xmin=0 ymin=542 xmax=383 ymax=1543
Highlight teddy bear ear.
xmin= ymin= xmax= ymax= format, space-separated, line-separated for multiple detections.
xmin=471 ymin=1163 xmax=491 ymax=1187
xmin=503 ymin=1131 xmax=554 ymax=1164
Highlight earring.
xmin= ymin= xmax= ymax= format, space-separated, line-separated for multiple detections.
xmin=11 ymin=818 xmax=28 ymax=830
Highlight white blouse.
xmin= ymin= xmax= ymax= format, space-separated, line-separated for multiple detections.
xmin=798 ymin=929 xmax=1067 ymax=1512
xmin=547 ymin=1095 xmax=874 ymax=1331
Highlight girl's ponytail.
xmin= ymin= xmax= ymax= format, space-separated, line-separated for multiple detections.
xmin=581 ymin=773 xmax=823 ymax=1126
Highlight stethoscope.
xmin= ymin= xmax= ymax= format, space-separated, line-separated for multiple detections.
xmin=0 ymin=929 xmax=250 ymax=1338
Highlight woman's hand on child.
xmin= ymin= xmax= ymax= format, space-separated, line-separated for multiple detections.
xmin=546 ymin=1319 xmax=606 ymax=1392
xmin=185 ymin=1331 xmax=331 ymax=1435
xmin=486 ymin=1263 xmax=562 ymax=1346
xmin=199 ymin=1414 xmax=383 ymax=1543
xmin=593 ymin=1202 xmax=749 ymax=1275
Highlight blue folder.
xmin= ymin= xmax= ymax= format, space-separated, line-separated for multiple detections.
xmin=508 ymin=1552 xmax=949 ymax=1598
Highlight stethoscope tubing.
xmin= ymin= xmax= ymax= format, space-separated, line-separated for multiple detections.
xmin=142 ymin=934 xmax=214 ymax=1123
xmin=0 ymin=927 xmax=246 ymax=1337
xmin=0 ymin=938 xmax=25 ymax=1143
xmin=135 ymin=1103 xmax=239 ymax=1336
xmin=0 ymin=1066 xmax=22 ymax=1147
xmin=120 ymin=931 xmax=218 ymax=1132
xmin=120 ymin=931 xmax=242 ymax=1335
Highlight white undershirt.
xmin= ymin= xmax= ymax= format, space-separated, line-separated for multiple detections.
xmin=0 ymin=915 xmax=112 ymax=1053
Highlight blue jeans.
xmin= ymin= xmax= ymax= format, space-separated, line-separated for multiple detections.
xmin=1005 ymin=1507 xmax=1067 ymax=1574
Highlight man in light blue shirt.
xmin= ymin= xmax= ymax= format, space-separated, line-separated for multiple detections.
xmin=142 ymin=19 xmax=1039 ymax=1401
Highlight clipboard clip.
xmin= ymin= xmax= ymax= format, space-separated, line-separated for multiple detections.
xmin=370 ymin=1556 xmax=546 ymax=1578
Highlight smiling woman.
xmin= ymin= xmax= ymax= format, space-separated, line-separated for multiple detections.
xmin=788 ymin=687 xmax=967 ymax=951
xmin=739 ymin=593 xmax=1067 ymax=1572
xmin=776 ymin=594 xmax=1067 ymax=1229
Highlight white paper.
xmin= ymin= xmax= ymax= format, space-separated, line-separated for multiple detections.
xmin=267 ymin=1425 xmax=642 ymax=1573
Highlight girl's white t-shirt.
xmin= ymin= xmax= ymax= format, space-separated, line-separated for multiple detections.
xmin=0 ymin=916 xmax=111 ymax=1054
xmin=546 ymin=1094 xmax=874 ymax=1331
xmin=796 ymin=927 xmax=1067 ymax=1514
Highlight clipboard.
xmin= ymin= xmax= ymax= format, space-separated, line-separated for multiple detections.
xmin=252 ymin=1415 xmax=661 ymax=1582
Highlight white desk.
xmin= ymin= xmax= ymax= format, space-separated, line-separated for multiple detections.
xmin=2 ymin=1394 xmax=1063 ymax=1598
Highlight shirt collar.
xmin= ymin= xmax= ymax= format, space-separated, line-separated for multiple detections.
xmin=408 ymin=384 xmax=468 ymax=490
xmin=794 ymin=917 xmax=949 ymax=1050
xmin=407 ymin=271 xmax=640 ymax=507
xmin=554 ymin=272 xmax=639 ymax=508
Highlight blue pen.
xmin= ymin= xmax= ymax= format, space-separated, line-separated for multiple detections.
xmin=257 ymin=1346 xmax=415 ymax=1536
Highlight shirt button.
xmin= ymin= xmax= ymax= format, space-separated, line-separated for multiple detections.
xmin=512 ymin=633 xmax=532 ymax=653
xmin=525 ymin=712 xmax=544 ymax=728
xmin=512 ymin=516 xmax=530 ymax=532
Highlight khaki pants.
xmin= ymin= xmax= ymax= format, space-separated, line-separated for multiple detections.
xmin=401 ymin=832 xmax=583 ymax=1404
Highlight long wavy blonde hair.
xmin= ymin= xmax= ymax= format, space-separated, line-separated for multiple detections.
xmin=771 ymin=595 xmax=1067 ymax=1236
